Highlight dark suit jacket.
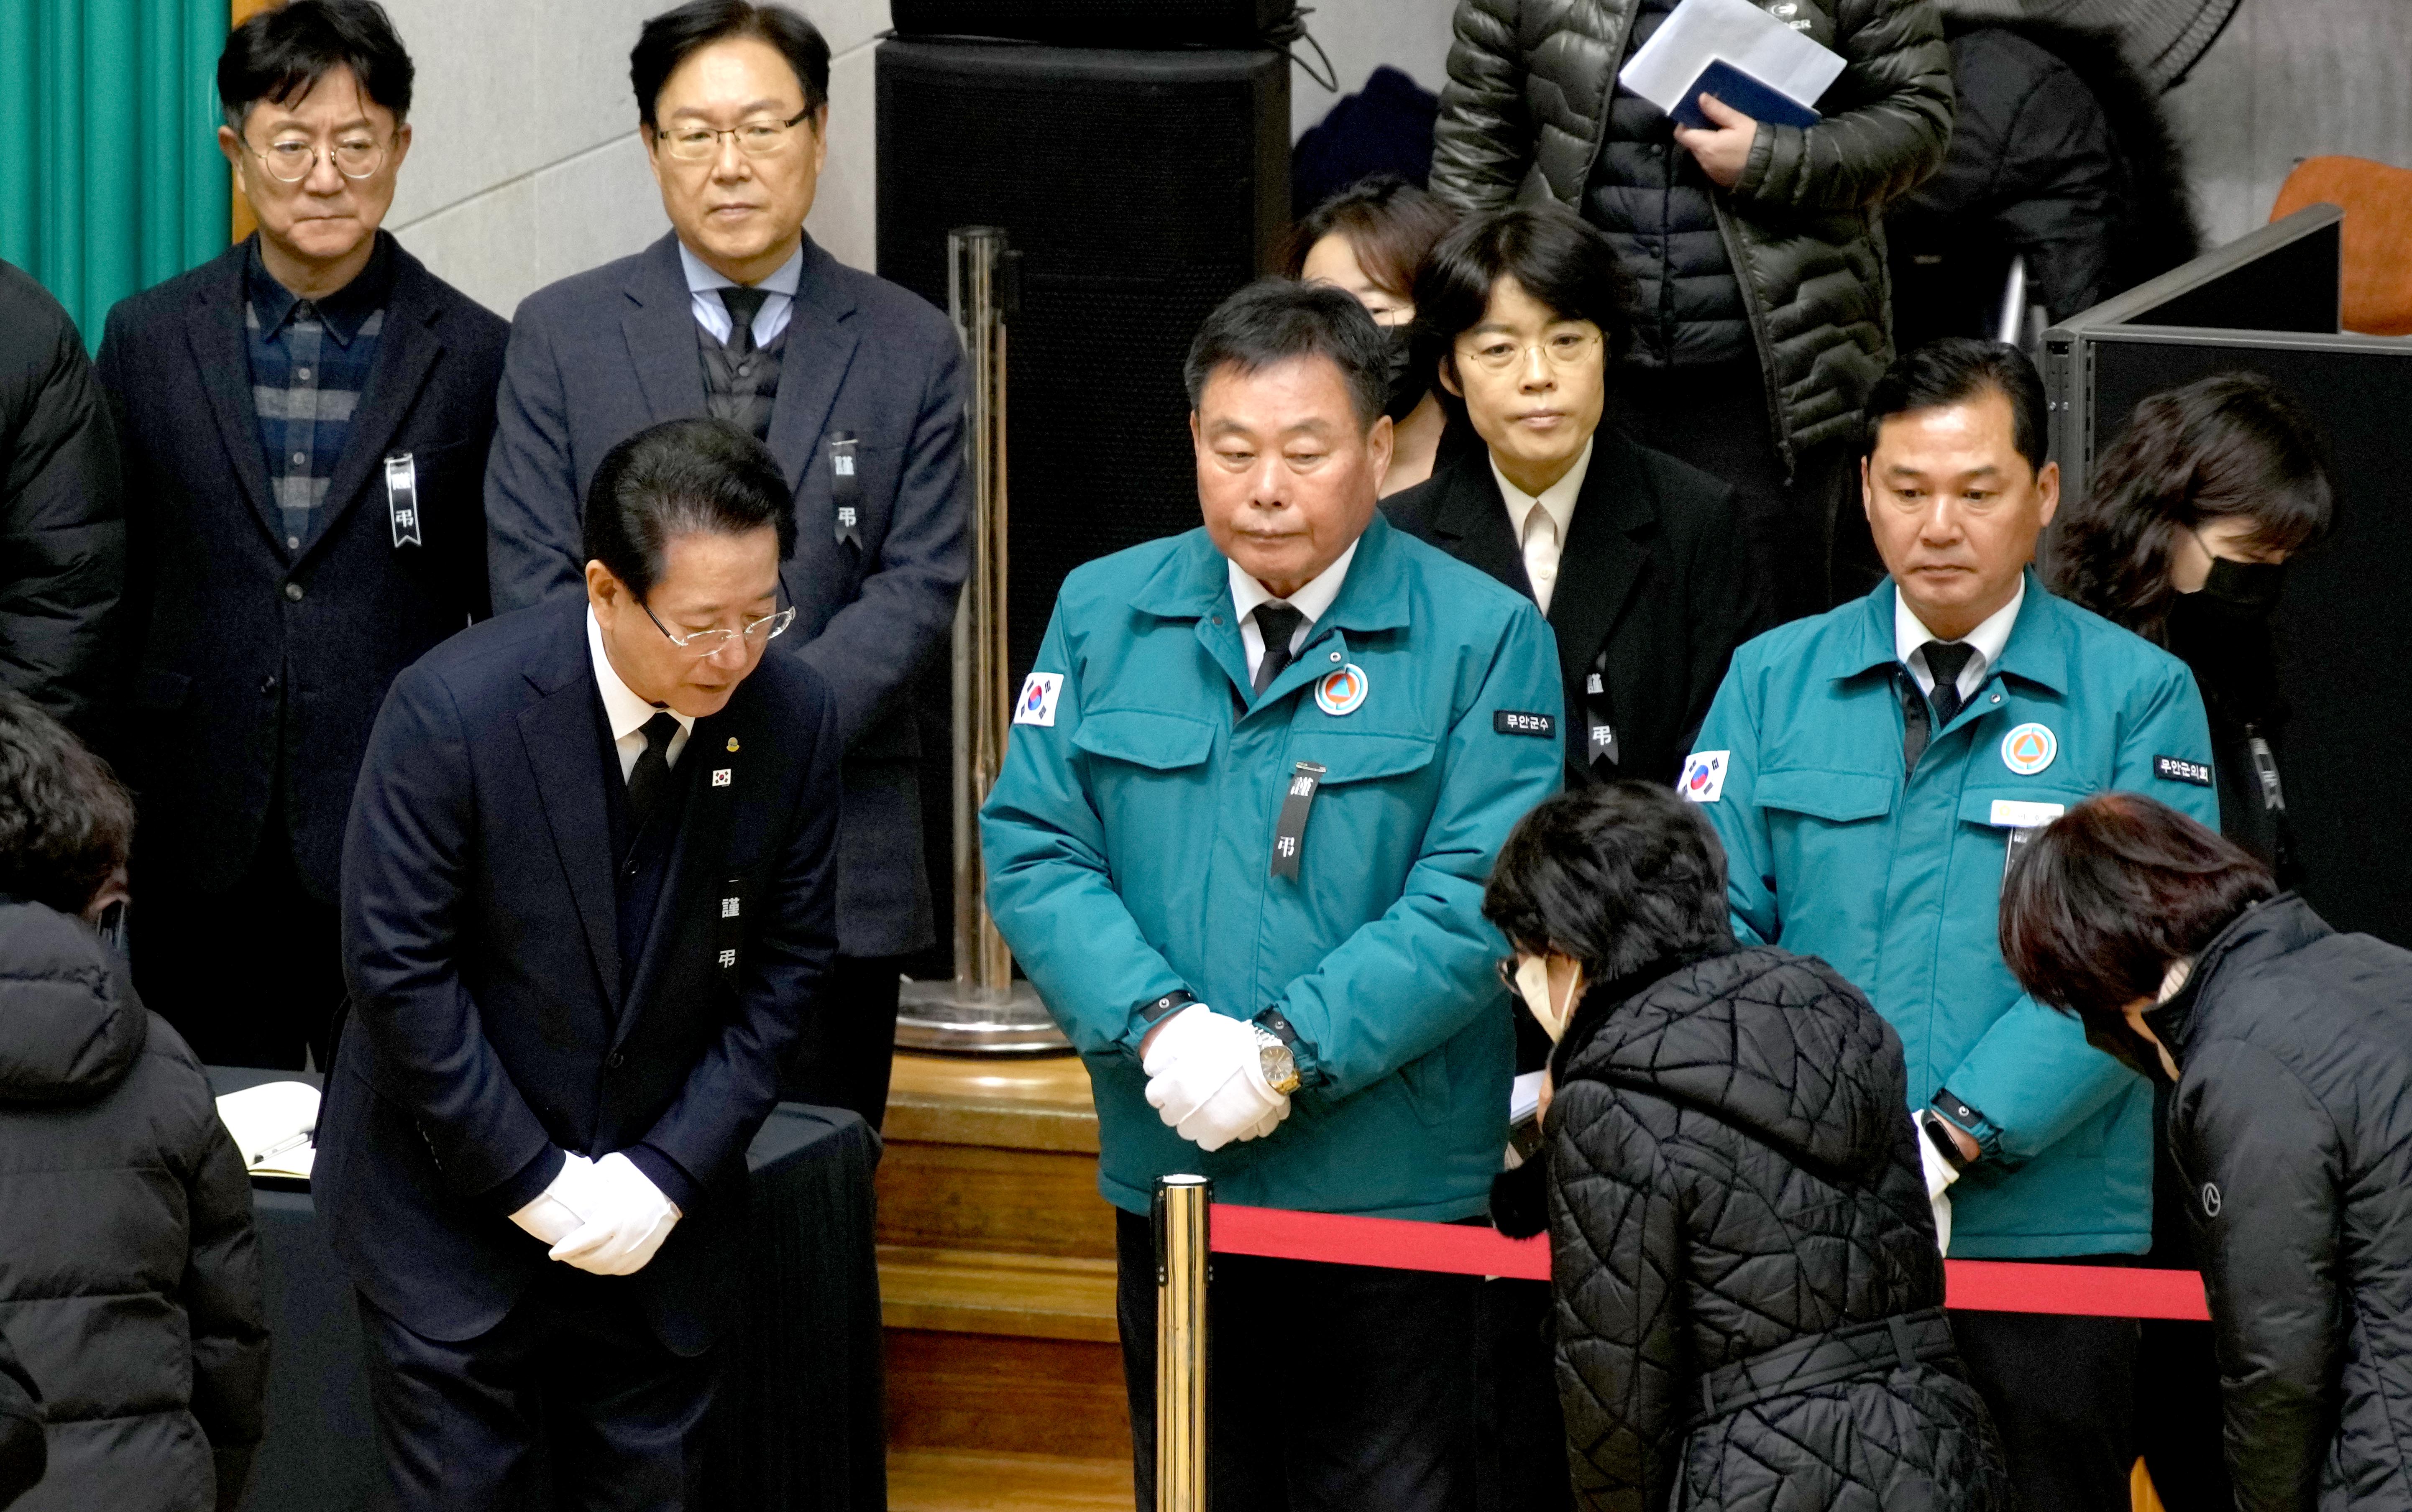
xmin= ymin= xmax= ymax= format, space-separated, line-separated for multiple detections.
xmin=1384 ymin=428 xmax=1772 ymax=787
xmin=95 ymin=233 xmax=507 ymax=901
xmin=484 ymin=232 xmax=968 ymax=957
xmin=317 ymin=600 xmax=841 ymax=1353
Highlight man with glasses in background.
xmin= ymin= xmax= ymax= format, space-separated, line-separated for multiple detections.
xmin=322 ymin=417 xmax=842 ymax=1511
xmin=95 ymin=0 xmax=506 ymax=1070
xmin=486 ymin=0 xmax=968 ymax=1131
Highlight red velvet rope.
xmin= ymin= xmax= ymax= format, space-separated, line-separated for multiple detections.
xmin=1211 ymin=1203 xmax=2211 ymax=1321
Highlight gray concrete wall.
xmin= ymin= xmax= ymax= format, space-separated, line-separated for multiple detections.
xmin=2161 ymin=0 xmax=2412 ymax=247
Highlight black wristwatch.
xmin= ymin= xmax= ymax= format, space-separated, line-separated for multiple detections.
xmin=1923 ymin=1091 xmax=1988 ymax=1172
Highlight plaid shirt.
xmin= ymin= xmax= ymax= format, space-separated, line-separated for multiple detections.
xmin=244 ymin=234 xmax=393 ymax=554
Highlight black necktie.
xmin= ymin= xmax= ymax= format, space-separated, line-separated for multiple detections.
xmin=1252 ymin=603 xmax=1306 ymax=697
xmin=1923 ymin=640 xmax=1977 ymax=727
xmin=626 ymin=712 xmax=681 ymax=835
xmin=719 ymin=286 xmax=769 ymax=358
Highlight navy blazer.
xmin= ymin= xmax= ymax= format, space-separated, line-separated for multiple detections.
xmin=317 ymin=600 xmax=841 ymax=1352
xmin=95 ymin=233 xmax=507 ymax=901
xmin=484 ymin=232 xmax=968 ymax=957
xmin=1384 ymin=427 xmax=1773 ymax=788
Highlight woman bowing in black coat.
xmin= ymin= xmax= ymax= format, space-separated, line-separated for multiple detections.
xmin=2004 ymin=793 xmax=2412 ymax=1512
xmin=1484 ymin=782 xmax=2013 ymax=1512
xmin=0 ymin=691 xmax=267 ymax=1512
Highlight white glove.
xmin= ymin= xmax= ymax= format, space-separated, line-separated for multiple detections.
xmin=508 ymin=1152 xmax=601 ymax=1246
xmin=1916 ymin=1112 xmax=1961 ymax=1256
xmin=1142 ymin=1005 xmax=1289 ymax=1152
xmin=1173 ymin=1059 xmax=1288 ymax=1152
xmin=1142 ymin=1005 xmax=1256 ymax=1126
xmin=548 ymin=1152 xmax=682 ymax=1276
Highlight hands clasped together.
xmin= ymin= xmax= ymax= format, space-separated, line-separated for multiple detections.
xmin=507 ymin=1152 xmax=682 ymax=1275
xmin=1142 ymin=1004 xmax=1290 ymax=1153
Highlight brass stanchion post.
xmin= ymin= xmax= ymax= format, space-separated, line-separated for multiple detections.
xmin=894 ymin=225 xmax=1067 ymax=1054
xmin=1155 ymin=1175 xmax=1211 ymax=1512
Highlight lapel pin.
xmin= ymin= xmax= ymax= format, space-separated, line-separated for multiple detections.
xmin=712 ymin=769 xmax=733 ymax=787
xmin=726 ymin=737 xmax=740 ymax=752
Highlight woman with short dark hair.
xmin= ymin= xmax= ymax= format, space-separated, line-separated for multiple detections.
xmin=1386 ymin=204 xmax=1771 ymax=794
xmin=2052 ymin=372 xmax=2334 ymax=878
xmin=0 ymin=691 xmax=268 ymax=1512
xmin=2048 ymin=373 xmax=2334 ymax=1512
xmin=2002 ymin=792 xmax=2412 ymax=1510
xmin=1485 ymin=782 xmax=2012 ymax=1512
xmin=1285 ymin=175 xmax=1461 ymax=494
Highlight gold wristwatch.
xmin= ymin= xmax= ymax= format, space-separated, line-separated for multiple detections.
xmin=1251 ymin=1022 xmax=1301 ymax=1096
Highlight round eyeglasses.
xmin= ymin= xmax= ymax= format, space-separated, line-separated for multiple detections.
xmin=245 ymin=134 xmax=388 ymax=183
xmin=1455 ymin=329 xmax=1604 ymax=375
xmin=643 ymin=594 xmax=798 ymax=659
xmin=655 ymin=106 xmax=814 ymax=163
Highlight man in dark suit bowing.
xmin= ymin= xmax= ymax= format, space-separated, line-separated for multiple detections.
xmin=1385 ymin=204 xmax=1770 ymax=791
xmin=484 ymin=0 xmax=967 ymax=1129
xmin=97 ymin=0 xmax=506 ymax=1069
xmin=320 ymin=418 xmax=840 ymax=1511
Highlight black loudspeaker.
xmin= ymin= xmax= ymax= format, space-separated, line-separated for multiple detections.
xmin=889 ymin=0 xmax=1295 ymax=47
xmin=879 ymin=38 xmax=1287 ymax=674
xmin=877 ymin=38 xmax=1289 ymax=975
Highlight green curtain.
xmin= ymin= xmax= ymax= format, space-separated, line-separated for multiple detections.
xmin=0 ymin=0 xmax=230 ymax=350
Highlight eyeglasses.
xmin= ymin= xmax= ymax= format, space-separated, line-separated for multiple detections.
xmin=1456 ymin=329 xmax=1603 ymax=375
xmin=642 ymin=586 xmax=798 ymax=658
xmin=1494 ymin=953 xmax=1537 ymax=994
xmin=243 ymin=133 xmax=388 ymax=183
xmin=655 ymin=106 xmax=814 ymax=162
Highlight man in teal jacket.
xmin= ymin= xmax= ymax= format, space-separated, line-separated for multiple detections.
xmin=1684 ymin=340 xmax=2218 ymax=1512
xmin=981 ymin=281 xmax=1561 ymax=1509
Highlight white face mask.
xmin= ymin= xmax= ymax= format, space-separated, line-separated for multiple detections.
xmin=1514 ymin=955 xmax=1583 ymax=1043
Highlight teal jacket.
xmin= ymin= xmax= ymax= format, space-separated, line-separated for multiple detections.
xmin=980 ymin=516 xmax=1565 ymax=1219
xmin=1686 ymin=574 xmax=2219 ymax=1257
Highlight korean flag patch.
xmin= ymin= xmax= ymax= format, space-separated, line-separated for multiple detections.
xmin=1013 ymin=672 xmax=1063 ymax=728
xmin=1680 ymin=750 xmax=1729 ymax=804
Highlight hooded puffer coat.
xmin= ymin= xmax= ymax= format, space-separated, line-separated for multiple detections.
xmin=0 ymin=900 xmax=267 ymax=1512
xmin=1432 ymin=0 xmax=1954 ymax=465
xmin=1545 ymin=945 xmax=2012 ymax=1510
xmin=2146 ymin=893 xmax=2412 ymax=1512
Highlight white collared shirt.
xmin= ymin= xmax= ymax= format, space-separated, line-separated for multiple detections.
xmin=1490 ymin=439 xmax=1593 ymax=617
xmin=588 ymin=606 xmax=694 ymax=780
xmin=1227 ymin=538 xmax=1360 ymax=685
xmin=1895 ymin=576 xmax=2025 ymax=705
xmin=678 ymin=240 xmax=803 ymax=349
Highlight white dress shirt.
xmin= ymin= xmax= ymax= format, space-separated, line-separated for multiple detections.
xmin=1895 ymin=577 xmax=2024 ymax=704
xmin=1228 ymin=539 xmax=1359 ymax=685
xmin=679 ymin=240 xmax=803 ymax=350
xmin=588 ymin=606 xmax=694 ymax=779
xmin=1490 ymin=439 xmax=1593 ymax=617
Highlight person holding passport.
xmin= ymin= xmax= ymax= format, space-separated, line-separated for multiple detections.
xmin=1431 ymin=0 xmax=1952 ymax=620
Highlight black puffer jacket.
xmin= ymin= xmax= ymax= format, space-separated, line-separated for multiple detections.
xmin=0 ymin=1326 xmax=39 ymax=1508
xmin=1582 ymin=0 xmax=1753 ymax=370
xmin=0 ymin=261 xmax=123 ymax=745
xmin=1433 ymin=0 xmax=1954 ymax=464
xmin=1545 ymin=947 xmax=2012 ymax=1510
xmin=0 ymin=902 xmax=267 ymax=1512
xmin=1885 ymin=19 xmax=2199 ymax=349
xmin=2146 ymin=894 xmax=2412 ymax=1512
